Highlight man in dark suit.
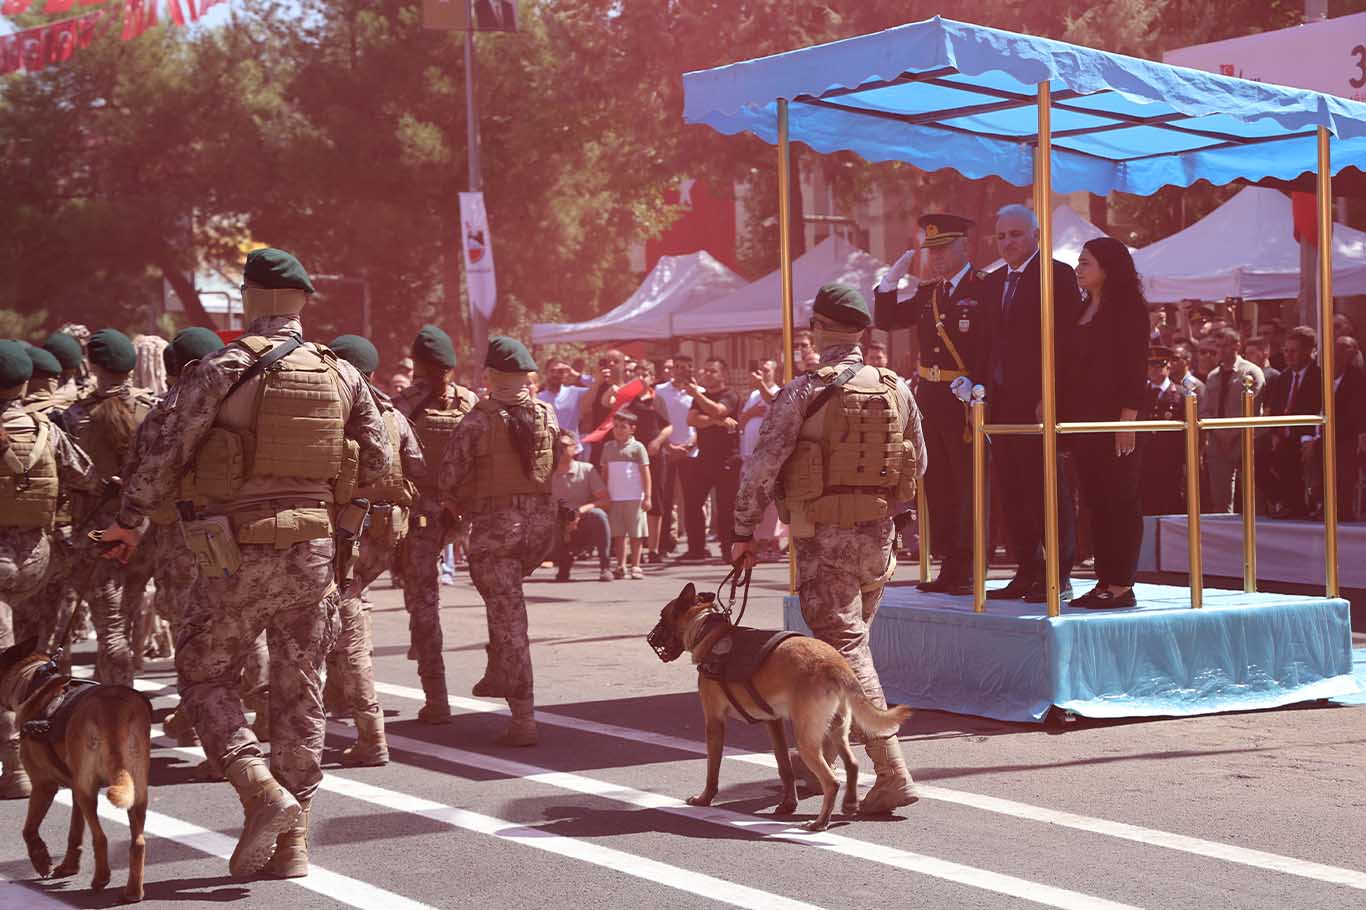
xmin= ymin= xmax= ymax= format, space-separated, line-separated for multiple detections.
xmin=1256 ymin=325 xmax=1322 ymax=518
xmin=1139 ymin=346 xmax=1186 ymax=515
xmin=982 ymin=204 xmax=1082 ymax=602
xmin=1305 ymin=335 xmax=1366 ymax=521
xmin=874 ymin=213 xmax=994 ymax=594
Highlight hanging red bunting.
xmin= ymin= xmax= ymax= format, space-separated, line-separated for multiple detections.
xmin=0 ymin=8 xmax=107 ymax=75
xmin=2 ymin=0 xmax=34 ymax=15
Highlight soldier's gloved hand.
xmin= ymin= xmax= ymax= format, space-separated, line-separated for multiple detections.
xmin=877 ymin=251 xmax=917 ymax=293
xmin=950 ymin=376 xmax=973 ymax=403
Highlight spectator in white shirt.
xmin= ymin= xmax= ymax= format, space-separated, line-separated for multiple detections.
xmin=538 ymin=358 xmax=589 ymax=448
xmin=738 ymin=358 xmax=784 ymax=558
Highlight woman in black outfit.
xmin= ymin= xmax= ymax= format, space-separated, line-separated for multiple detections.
xmin=1063 ymin=237 xmax=1150 ymax=609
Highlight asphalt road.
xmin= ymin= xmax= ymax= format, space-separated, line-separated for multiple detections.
xmin=4 ymin=556 xmax=1365 ymax=910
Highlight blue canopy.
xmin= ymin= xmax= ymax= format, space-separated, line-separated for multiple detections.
xmin=683 ymin=17 xmax=1366 ymax=197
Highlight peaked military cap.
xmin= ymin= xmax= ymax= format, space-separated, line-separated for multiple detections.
xmin=811 ymin=283 xmax=871 ymax=329
xmin=486 ymin=336 xmax=537 ymax=372
xmin=330 ymin=334 xmax=380 ymax=374
xmin=1148 ymin=345 xmax=1173 ymax=365
xmin=24 ymin=344 xmax=62 ymax=376
xmin=0 ymin=339 xmax=35 ymax=390
xmin=244 ymin=247 xmax=316 ymax=294
xmin=42 ymin=332 xmax=84 ymax=371
xmin=87 ymin=329 xmax=137 ymax=373
xmin=919 ymin=213 xmax=974 ymax=248
xmin=413 ymin=324 xmax=457 ymax=368
xmin=170 ymin=327 xmax=225 ymax=373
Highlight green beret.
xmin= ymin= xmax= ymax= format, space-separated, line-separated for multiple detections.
xmin=42 ymin=332 xmax=84 ymax=371
xmin=162 ymin=344 xmax=177 ymax=377
xmin=24 ymin=345 xmax=62 ymax=376
xmin=169 ymin=327 xmax=224 ymax=374
xmin=87 ymin=329 xmax=137 ymax=373
xmin=0 ymin=339 xmax=34 ymax=390
xmin=485 ymin=336 xmax=537 ymax=373
xmin=244 ymin=247 xmax=315 ymax=294
xmin=812 ymin=283 xmax=871 ymax=329
xmin=329 ymin=334 xmax=380 ymax=374
xmin=413 ymin=324 xmax=457 ymax=368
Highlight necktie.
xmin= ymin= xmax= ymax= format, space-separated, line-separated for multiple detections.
xmin=1001 ymin=271 xmax=1021 ymax=321
xmin=1218 ymin=373 xmax=1233 ymax=418
xmin=1285 ymin=370 xmax=1300 ymax=415
xmin=992 ymin=272 xmax=1022 ymax=387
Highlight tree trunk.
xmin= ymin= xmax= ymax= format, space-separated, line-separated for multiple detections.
xmin=154 ymin=250 xmax=216 ymax=328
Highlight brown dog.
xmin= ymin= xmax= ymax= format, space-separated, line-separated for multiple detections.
xmin=0 ymin=638 xmax=151 ymax=902
xmin=649 ymin=583 xmax=911 ymax=831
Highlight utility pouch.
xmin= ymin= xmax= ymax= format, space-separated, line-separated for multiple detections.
xmin=779 ymin=441 xmax=824 ymax=503
xmin=235 ymin=507 xmax=334 ymax=548
xmin=191 ymin=428 xmax=247 ymax=499
xmin=367 ymin=505 xmax=408 ymax=547
xmin=333 ymin=439 xmax=360 ymax=504
xmin=336 ymin=498 xmax=370 ymax=539
xmin=180 ymin=515 xmax=242 ymax=578
xmin=894 ymin=439 xmax=918 ymax=502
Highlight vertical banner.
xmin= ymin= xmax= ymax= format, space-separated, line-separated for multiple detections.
xmin=459 ymin=191 xmax=497 ymax=356
xmin=422 ymin=0 xmax=468 ymax=31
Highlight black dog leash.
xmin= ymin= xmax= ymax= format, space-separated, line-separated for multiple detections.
xmin=714 ymin=563 xmax=753 ymax=627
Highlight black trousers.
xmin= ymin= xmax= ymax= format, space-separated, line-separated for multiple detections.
xmin=683 ymin=456 xmax=739 ymax=557
xmin=1071 ymin=434 xmax=1143 ymax=586
xmin=919 ymin=385 xmax=974 ymax=580
xmin=1256 ymin=431 xmax=1308 ymax=515
xmin=992 ymin=410 xmax=1076 ymax=584
xmin=549 ymin=507 xmax=611 ymax=572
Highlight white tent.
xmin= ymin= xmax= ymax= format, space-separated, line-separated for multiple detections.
xmin=671 ymin=235 xmax=885 ymax=336
xmin=1133 ymin=187 xmax=1366 ymax=303
xmin=531 ymin=251 xmax=745 ymax=345
xmin=984 ymin=204 xmax=1115 ymax=271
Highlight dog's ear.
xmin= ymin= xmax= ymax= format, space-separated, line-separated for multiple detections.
xmin=679 ymin=583 xmax=695 ymax=604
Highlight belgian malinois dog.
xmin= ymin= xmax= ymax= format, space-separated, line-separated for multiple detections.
xmin=649 ymin=584 xmax=912 ymax=831
xmin=0 ymin=638 xmax=152 ymax=902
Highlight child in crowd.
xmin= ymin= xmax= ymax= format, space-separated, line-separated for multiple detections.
xmin=601 ymin=410 xmax=651 ymax=579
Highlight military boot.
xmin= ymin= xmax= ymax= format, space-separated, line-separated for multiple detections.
xmin=163 ymin=710 xmax=200 ymax=748
xmin=417 ymin=676 xmax=452 ymax=725
xmin=471 ymin=644 xmax=506 ymax=698
xmin=0 ymin=742 xmax=32 ymax=800
xmin=263 ymin=799 xmax=311 ymax=879
xmin=858 ymin=735 xmax=920 ymax=816
xmin=340 ymin=712 xmax=389 ymax=767
xmin=495 ymin=698 xmax=537 ymax=747
xmin=224 ymin=755 xmax=301 ymax=878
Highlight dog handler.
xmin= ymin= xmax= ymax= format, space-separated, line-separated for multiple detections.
xmin=93 ymin=248 xmax=391 ymax=878
xmin=0 ymin=340 xmax=101 ymax=798
xmin=730 ymin=284 xmax=927 ymax=816
xmin=439 ymin=336 xmax=558 ymax=747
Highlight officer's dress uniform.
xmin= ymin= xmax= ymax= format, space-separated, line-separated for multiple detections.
xmin=874 ymin=263 xmax=992 ymax=589
xmin=328 ymin=385 xmax=425 ymax=764
xmin=439 ymin=351 xmax=558 ymax=745
xmin=1 ymin=382 xmax=100 ymax=798
xmin=60 ymin=378 xmax=158 ymax=686
xmin=735 ymin=286 xmax=926 ymax=813
xmin=1139 ymin=377 xmax=1186 ymax=515
xmin=114 ymin=312 xmax=389 ymax=865
xmin=394 ymin=376 xmax=478 ymax=717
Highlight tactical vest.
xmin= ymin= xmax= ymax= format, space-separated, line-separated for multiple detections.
xmin=76 ymin=388 xmax=155 ymax=481
xmin=356 ymin=404 xmax=413 ymax=506
xmin=412 ymin=384 xmax=475 ymax=462
xmin=777 ymin=365 xmax=916 ymax=538
xmin=456 ymin=399 xmax=555 ymax=513
xmin=0 ymin=412 xmax=60 ymax=529
xmin=189 ymin=338 xmax=350 ymax=506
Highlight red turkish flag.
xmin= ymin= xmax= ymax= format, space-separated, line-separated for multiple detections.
xmin=121 ymin=0 xmax=157 ymax=41
xmin=0 ymin=35 xmax=20 ymax=74
xmin=580 ymin=379 xmax=646 ymax=444
xmin=46 ymin=0 xmax=76 ymax=13
xmin=1 ymin=1 xmax=33 ymax=15
xmin=1291 ymin=191 xmax=1318 ymax=247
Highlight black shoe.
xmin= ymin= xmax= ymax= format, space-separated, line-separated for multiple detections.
xmin=674 ymin=550 xmax=711 ymax=562
xmin=1024 ymin=581 xmax=1073 ymax=603
xmin=554 ymin=570 xmax=570 ymax=583
xmin=1069 ymin=586 xmax=1100 ymax=608
xmin=987 ymin=575 xmax=1034 ymax=600
xmin=941 ymin=580 xmax=973 ymax=596
xmin=916 ymin=577 xmax=949 ymax=593
xmin=1083 ymin=588 xmax=1136 ymax=610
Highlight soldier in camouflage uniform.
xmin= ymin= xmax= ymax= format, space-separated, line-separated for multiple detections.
xmin=439 ymin=337 xmax=558 ymax=747
xmin=96 ymin=249 xmax=391 ymax=879
xmin=1 ymin=341 xmax=101 ymax=799
xmin=58 ymin=329 xmax=158 ymax=687
xmin=327 ymin=334 xmax=427 ymax=766
xmin=43 ymin=330 xmax=90 ymax=410
xmin=732 ymin=284 xmax=927 ymax=817
xmin=393 ymin=325 xmax=478 ymax=723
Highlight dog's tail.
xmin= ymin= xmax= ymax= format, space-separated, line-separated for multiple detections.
xmin=843 ymin=674 xmax=913 ymax=739
xmin=106 ymin=769 xmax=135 ymax=810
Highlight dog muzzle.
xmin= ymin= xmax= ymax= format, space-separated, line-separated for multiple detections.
xmin=647 ymin=620 xmax=685 ymax=663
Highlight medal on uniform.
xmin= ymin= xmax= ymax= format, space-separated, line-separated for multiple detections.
xmin=959 ymin=318 xmax=970 ymax=332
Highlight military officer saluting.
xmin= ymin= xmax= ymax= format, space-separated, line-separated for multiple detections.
xmin=873 ymin=213 xmax=993 ymax=594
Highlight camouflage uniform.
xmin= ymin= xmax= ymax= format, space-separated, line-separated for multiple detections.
xmin=438 ymin=401 xmax=558 ymax=733
xmin=115 ymin=315 xmax=390 ymax=802
xmin=21 ymin=378 xmax=82 ymax=659
xmin=59 ymin=378 xmax=158 ymax=686
xmin=393 ymin=377 xmax=478 ymax=712
xmin=328 ymin=391 xmax=425 ymax=726
xmin=1 ymin=396 xmax=99 ymax=796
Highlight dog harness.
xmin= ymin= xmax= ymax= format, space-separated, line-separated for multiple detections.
xmin=697 ymin=627 xmax=803 ymax=725
xmin=18 ymin=654 xmax=149 ymax=780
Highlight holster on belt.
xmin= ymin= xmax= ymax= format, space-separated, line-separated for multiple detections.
xmin=334 ymin=498 xmax=370 ymax=587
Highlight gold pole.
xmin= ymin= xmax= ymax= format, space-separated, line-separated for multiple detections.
xmin=972 ymin=387 xmax=987 ymax=611
xmin=1240 ymin=375 xmax=1257 ymax=593
xmin=1183 ymin=391 xmax=1204 ymax=609
xmin=778 ymin=98 xmax=797 ymax=596
xmin=1035 ymin=82 xmax=1061 ymax=617
xmin=917 ymin=478 xmax=931 ymax=583
xmin=1316 ymin=126 xmax=1339 ymax=598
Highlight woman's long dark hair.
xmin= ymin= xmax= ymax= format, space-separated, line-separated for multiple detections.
xmin=1084 ymin=236 xmax=1146 ymax=310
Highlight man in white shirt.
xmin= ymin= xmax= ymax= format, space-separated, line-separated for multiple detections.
xmin=537 ymin=358 xmax=588 ymax=441
xmin=1198 ymin=328 xmax=1265 ymax=513
xmin=653 ymin=354 xmax=700 ymax=555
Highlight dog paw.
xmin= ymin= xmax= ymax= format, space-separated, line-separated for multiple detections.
xmin=773 ymin=800 xmax=798 ymax=816
xmin=27 ymin=847 xmax=52 ymax=878
xmin=800 ymin=819 xmax=830 ymax=833
xmin=91 ymin=872 xmax=110 ymax=892
xmin=842 ymin=798 xmax=860 ymax=815
xmin=52 ymin=860 xmax=80 ymax=879
xmin=685 ymin=793 xmax=714 ymax=807
xmin=121 ymin=885 xmax=145 ymax=903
